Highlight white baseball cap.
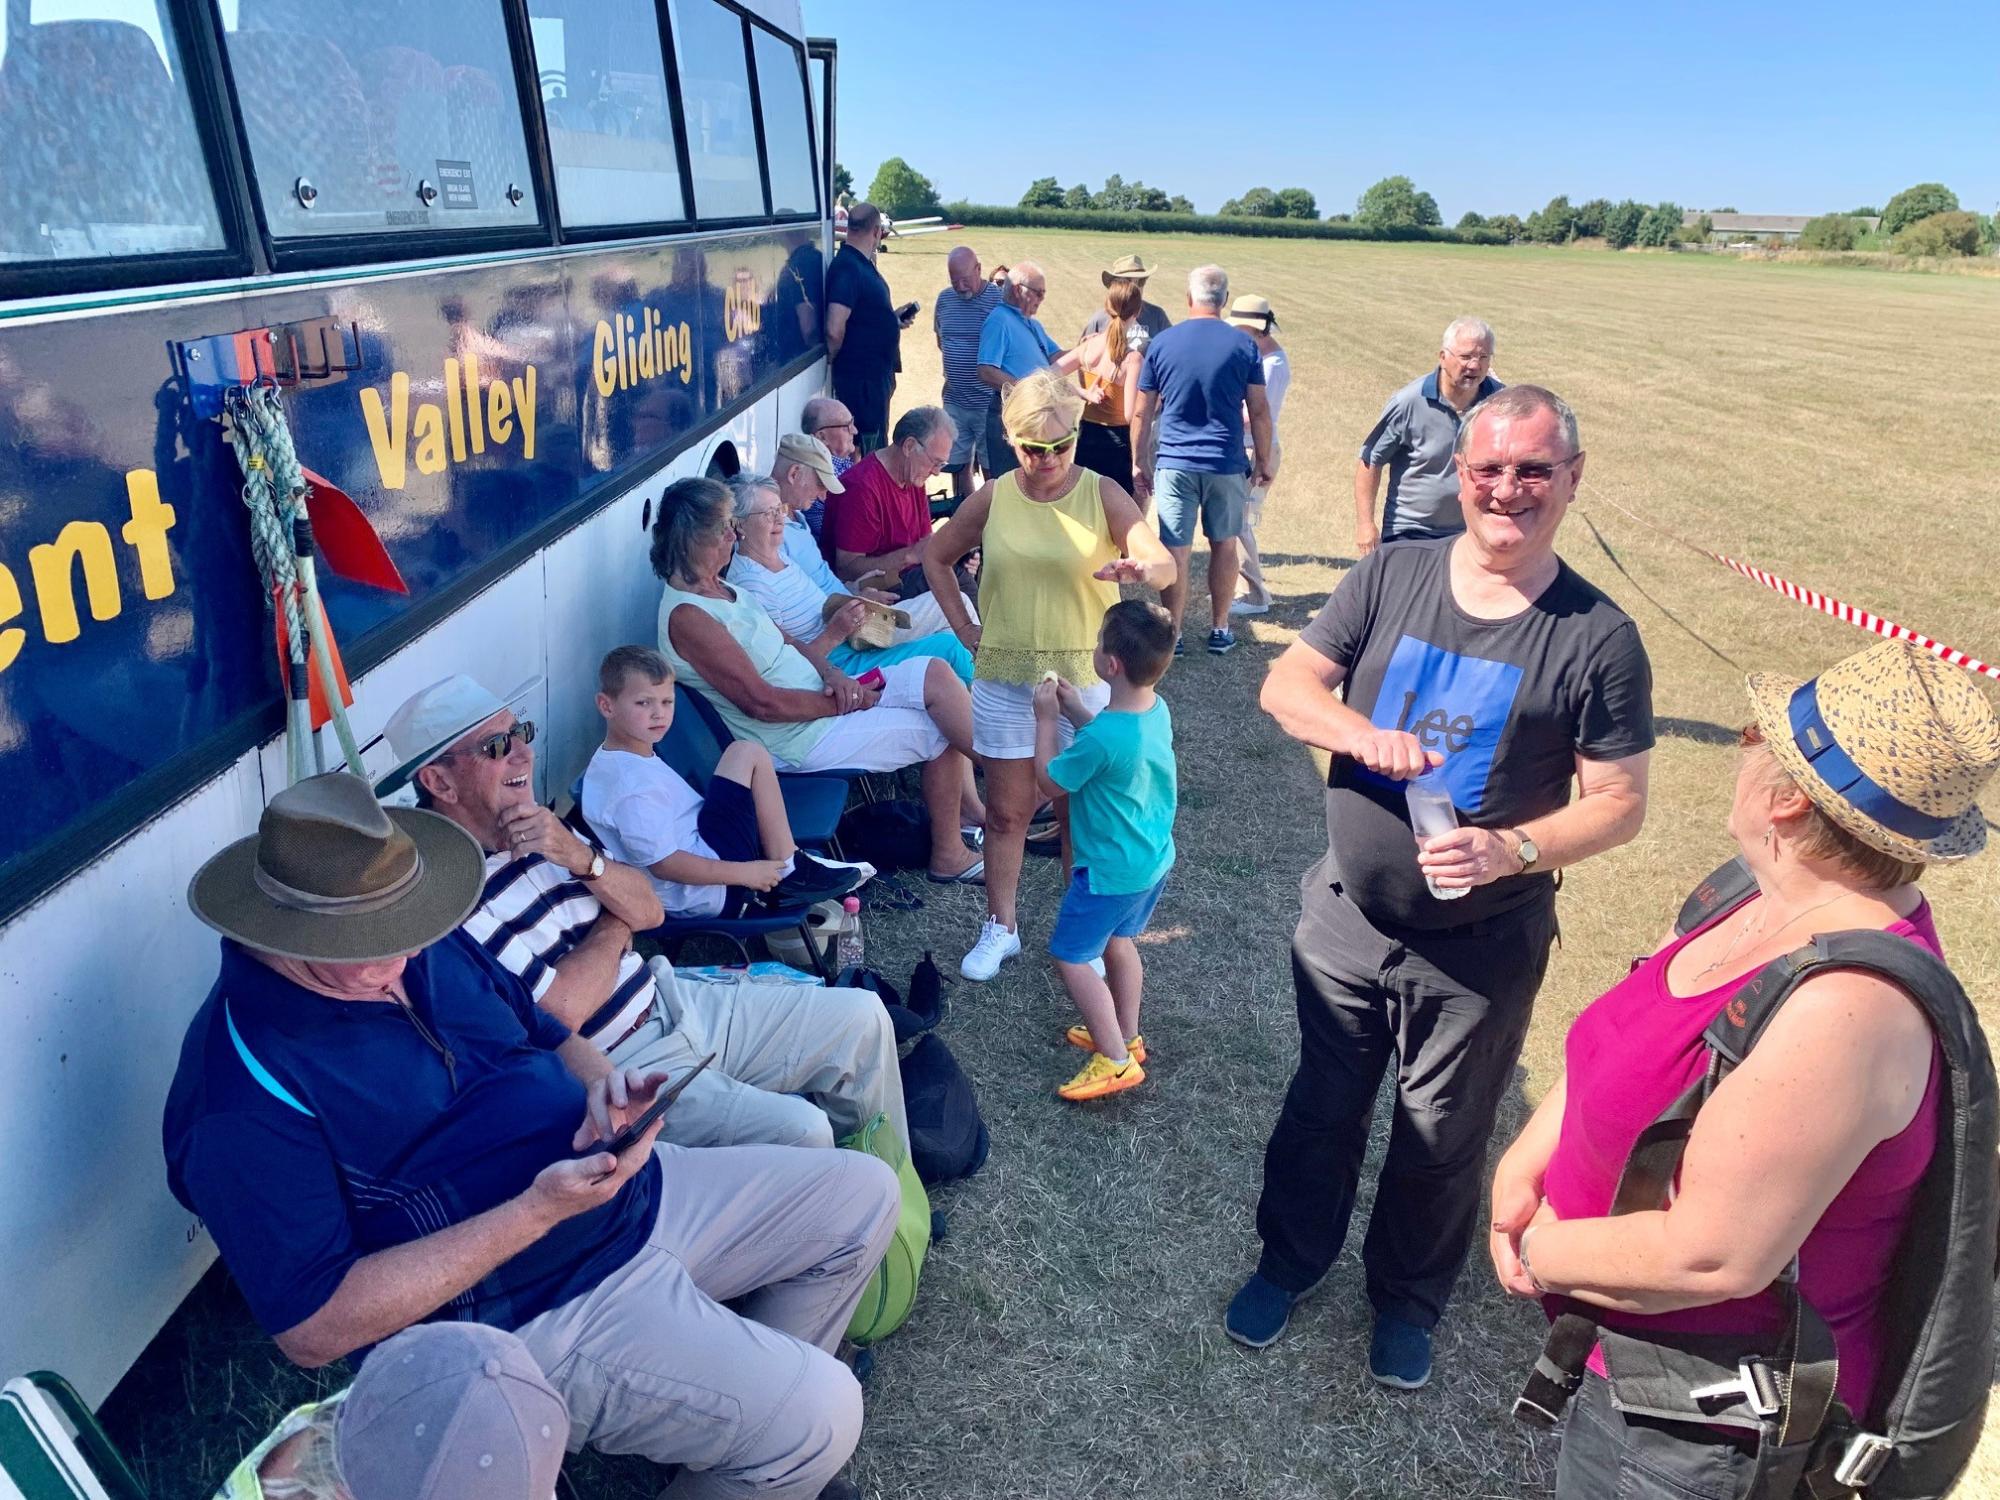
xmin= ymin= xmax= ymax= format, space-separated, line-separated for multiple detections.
xmin=374 ymin=674 xmax=541 ymax=797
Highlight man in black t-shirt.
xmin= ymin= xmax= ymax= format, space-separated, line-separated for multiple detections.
xmin=1225 ymin=385 xmax=1655 ymax=1391
xmin=824 ymin=202 xmax=910 ymax=453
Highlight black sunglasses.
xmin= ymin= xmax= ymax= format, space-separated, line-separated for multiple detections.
xmin=456 ymin=720 xmax=536 ymax=760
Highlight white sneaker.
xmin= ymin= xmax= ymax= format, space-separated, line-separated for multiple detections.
xmin=959 ymin=918 xmax=1022 ymax=981
xmin=1229 ymin=597 xmax=1271 ymax=617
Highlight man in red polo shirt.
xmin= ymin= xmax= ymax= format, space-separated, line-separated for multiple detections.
xmin=828 ymin=406 xmax=955 ymax=598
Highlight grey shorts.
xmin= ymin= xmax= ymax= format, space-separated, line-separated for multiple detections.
xmin=1155 ymin=468 xmax=1249 ymax=547
xmin=944 ymin=399 xmax=993 ymax=469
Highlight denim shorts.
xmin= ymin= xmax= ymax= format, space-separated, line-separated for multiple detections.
xmin=1048 ymin=868 xmax=1169 ymax=963
xmin=1155 ymin=468 xmax=1249 ymax=547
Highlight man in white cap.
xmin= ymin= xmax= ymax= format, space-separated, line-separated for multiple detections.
xmin=217 ymin=1322 xmax=567 ymax=1500
xmin=376 ymin=675 xmax=911 ymax=1153
xmin=167 ymin=772 xmax=898 ymax=1500
xmin=1081 ymin=252 xmax=1173 ymax=342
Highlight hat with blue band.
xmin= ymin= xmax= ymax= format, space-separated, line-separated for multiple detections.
xmin=1748 ymin=640 xmax=1998 ymax=864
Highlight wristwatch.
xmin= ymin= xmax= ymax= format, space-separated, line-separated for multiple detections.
xmin=577 ymin=847 xmax=607 ymax=880
xmin=1511 ymin=830 xmax=1541 ymax=873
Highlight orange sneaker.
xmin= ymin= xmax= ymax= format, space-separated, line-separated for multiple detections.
xmin=1065 ymin=1024 xmax=1146 ymax=1064
xmin=1058 ymin=1052 xmax=1146 ymax=1101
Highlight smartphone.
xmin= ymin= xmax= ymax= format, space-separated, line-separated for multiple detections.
xmin=578 ymin=1053 xmax=717 ymax=1157
xmin=855 ymin=667 xmax=886 ymax=691
xmin=895 ymin=299 xmax=919 ymax=323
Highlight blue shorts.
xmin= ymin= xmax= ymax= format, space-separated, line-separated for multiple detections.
xmin=1048 ymin=869 xmax=1169 ymax=963
xmin=1155 ymin=468 xmax=1248 ymax=548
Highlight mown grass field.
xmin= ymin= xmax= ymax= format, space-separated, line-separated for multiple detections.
xmin=102 ymin=229 xmax=2000 ymax=1498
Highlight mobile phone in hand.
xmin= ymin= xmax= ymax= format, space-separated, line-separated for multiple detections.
xmin=895 ymin=300 xmax=919 ymax=324
xmin=579 ymin=1053 xmax=717 ymax=1157
xmin=855 ymin=668 xmax=886 ymax=691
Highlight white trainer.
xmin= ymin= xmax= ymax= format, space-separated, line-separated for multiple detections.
xmin=959 ymin=918 xmax=1022 ymax=981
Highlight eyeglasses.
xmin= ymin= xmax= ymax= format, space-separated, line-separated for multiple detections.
xmin=1019 ymin=284 xmax=1047 ymax=300
xmin=736 ymin=506 xmax=784 ymax=524
xmin=813 ymin=419 xmax=856 ymax=436
xmin=1462 ymin=454 xmax=1581 ymax=490
xmin=1016 ymin=430 xmax=1079 ymax=455
xmin=455 ymin=720 xmax=536 ymax=760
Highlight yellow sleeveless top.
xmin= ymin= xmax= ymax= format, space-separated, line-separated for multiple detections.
xmin=976 ymin=468 xmax=1122 ymax=684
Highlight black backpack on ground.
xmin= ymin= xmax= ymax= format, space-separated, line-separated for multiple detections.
xmin=834 ymin=963 xmax=936 ymax=1045
xmin=837 ymin=799 xmax=931 ymax=872
xmin=901 ymin=1033 xmax=989 ymax=1186
xmin=1515 ymin=857 xmax=1998 ymax=1499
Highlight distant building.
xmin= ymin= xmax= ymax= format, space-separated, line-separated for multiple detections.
xmin=1683 ymin=211 xmax=1883 ymax=243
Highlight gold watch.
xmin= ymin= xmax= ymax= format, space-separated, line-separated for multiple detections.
xmin=1512 ymin=830 xmax=1540 ymax=872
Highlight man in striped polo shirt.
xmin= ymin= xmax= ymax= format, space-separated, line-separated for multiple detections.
xmin=380 ymin=675 xmax=907 ymax=1152
xmin=934 ymin=245 xmax=1003 ymax=499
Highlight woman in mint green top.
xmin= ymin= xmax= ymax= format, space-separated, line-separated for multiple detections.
xmin=653 ymin=477 xmax=986 ymax=881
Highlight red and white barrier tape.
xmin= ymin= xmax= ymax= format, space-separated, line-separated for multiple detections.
xmin=1583 ymin=490 xmax=1998 ymax=682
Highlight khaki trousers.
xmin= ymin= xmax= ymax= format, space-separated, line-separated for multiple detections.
xmin=612 ymin=960 xmax=907 ymax=1153
xmin=515 ymin=1143 xmax=900 ymax=1496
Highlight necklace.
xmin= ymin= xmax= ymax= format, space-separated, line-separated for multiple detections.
xmin=1694 ymin=891 xmax=1852 ymax=980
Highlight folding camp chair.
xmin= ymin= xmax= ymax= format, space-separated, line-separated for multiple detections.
xmin=672 ymin=683 xmax=878 ymax=815
xmin=0 ymin=1372 xmax=147 ymax=1500
xmin=654 ymin=688 xmax=852 ymax=851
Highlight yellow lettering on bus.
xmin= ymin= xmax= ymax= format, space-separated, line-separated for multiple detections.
xmin=29 ymin=520 xmax=120 ymax=645
xmin=0 ymin=562 xmax=23 ymax=674
xmin=413 ymin=403 xmax=447 ymax=477
xmin=593 ymin=320 xmax=618 ymax=398
xmin=360 ymin=371 xmax=412 ymax=490
xmin=513 ymin=366 xmax=538 ymax=460
xmin=120 ymin=469 xmax=178 ymax=600
xmin=489 ymin=377 xmax=514 ymax=445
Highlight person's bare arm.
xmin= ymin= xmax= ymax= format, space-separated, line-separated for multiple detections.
xmin=1130 ymin=390 xmax=1157 ymax=500
xmin=1096 ymin=479 xmax=1176 ymax=590
xmin=1490 ymin=1074 xmax=1570 ymax=1295
xmin=1417 ymin=751 xmax=1650 ymax=892
xmin=1119 ymin=351 xmax=1142 ymax=446
xmin=825 ymin=302 xmax=852 ymax=360
xmin=835 ymin=539 xmax=923 ymax=583
xmin=1353 ymin=460 xmax=1384 ymax=555
xmin=977 ymin=363 xmax=1011 ymax=393
xmin=1246 ymin=384 xmax=1275 ymax=489
xmin=1519 ymin=972 xmax=1933 ymax=1313
xmin=537 ymin=915 xmax=638 ymax=1033
xmin=493 ymin=805 xmax=661 ymax=931
xmin=669 ymin=605 xmax=863 ymax=722
xmin=1031 ymin=679 xmax=1067 ymax=801
xmin=649 ymin=849 xmax=785 ymax=894
xmin=1259 ymin=637 xmax=1438 ymax=777
xmin=922 ymin=486 xmax=993 ymax=647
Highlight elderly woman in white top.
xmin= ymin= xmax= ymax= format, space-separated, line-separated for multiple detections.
xmin=724 ymin=474 xmax=975 ymax=687
xmin=654 ymin=476 xmax=985 ymax=883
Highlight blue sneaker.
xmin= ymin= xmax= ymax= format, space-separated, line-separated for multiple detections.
xmin=1208 ymin=628 xmax=1237 ymax=655
xmin=1368 ymin=1314 xmax=1433 ymax=1390
xmin=1224 ymin=1271 xmax=1317 ymax=1349
xmin=1173 ymin=635 xmax=1187 ymax=658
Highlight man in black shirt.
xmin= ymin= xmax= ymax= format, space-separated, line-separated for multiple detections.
xmin=1225 ymin=385 xmax=1654 ymax=1390
xmin=824 ymin=202 xmax=911 ymax=454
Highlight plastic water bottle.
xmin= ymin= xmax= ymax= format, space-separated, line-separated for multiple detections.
xmin=1405 ymin=770 xmax=1468 ymax=902
xmin=835 ymin=896 xmax=865 ymax=972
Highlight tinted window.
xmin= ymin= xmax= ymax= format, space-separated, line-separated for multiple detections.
xmin=0 ymin=2 xmax=225 ymax=264
xmin=750 ymin=28 xmax=814 ymax=218
xmin=668 ymin=0 xmax=762 ymax=221
xmin=527 ymin=0 xmax=684 ymax=228
xmin=220 ymin=0 xmax=538 ymax=239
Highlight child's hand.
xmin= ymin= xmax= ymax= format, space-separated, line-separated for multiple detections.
xmin=1032 ymin=676 xmax=1059 ymax=719
xmin=1053 ymin=677 xmax=1086 ymax=721
xmin=740 ymin=859 xmax=787 ymax=892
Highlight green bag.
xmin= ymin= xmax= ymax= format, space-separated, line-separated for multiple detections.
xmin=840 ymin=1112 xmax=931 ymax=1345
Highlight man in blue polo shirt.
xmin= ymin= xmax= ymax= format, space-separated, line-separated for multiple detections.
xmin=975 ymin=261 xmax=1064 ymax=478
xmin=164 ymin=772 xmax=898 ymax=1500
xmin=1354 ymin=316 xmax=1503 ymax=553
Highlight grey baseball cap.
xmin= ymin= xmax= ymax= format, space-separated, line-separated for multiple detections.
xmin=336 ymin=1324 xmax=568 ymax=1500
xmin=775 ymin=431 xmax=845 ymax=493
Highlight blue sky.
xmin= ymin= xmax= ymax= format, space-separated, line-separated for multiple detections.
xmin=811 ymin=0 xmax=2000 ymax=222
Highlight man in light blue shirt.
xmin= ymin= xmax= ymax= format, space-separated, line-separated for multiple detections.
xmin=773 ymin=433 xmax=896 ymax=602
xmin=976 ymin=262 xmax=1065 ymax=478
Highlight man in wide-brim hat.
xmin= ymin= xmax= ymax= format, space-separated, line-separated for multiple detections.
xmin=165 ymin=771 xmax=899 ymax=1500
xmin=1082 ymin=252 xmax=1173 ymax=343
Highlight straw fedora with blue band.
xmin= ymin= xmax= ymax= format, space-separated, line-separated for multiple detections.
xmin=187 ymin=772 xmax=486 ymax=962
xmin=373 ymin=673 xmax=542 ymax=798
xmin=1746 ymin=639 xmax=1999 ymax=864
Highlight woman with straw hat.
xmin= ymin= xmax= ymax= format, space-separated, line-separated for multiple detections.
xmin=1487 ymin=640 xmax=2000 ymax=1497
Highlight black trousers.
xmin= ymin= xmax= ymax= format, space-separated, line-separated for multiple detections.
xmin=1557 ymin=1375 xmax=1761 ymax=1499
xmin=1254 ymin=881 xmax=1556 ymax=1327
xmin=834 ymin=366 xmax=894 ymax=452
xmin=1075 ymin=421 xmax=1132 ymax=494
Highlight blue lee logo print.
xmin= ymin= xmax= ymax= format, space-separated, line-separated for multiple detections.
xmin=1362 ymin=635 xmax=1524 ymax=814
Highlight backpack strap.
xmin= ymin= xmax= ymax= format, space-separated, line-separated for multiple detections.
xmin=1674 ymin=855 xmax=1760 ymax=937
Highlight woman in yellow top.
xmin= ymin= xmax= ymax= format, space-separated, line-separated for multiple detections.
xmin=924 ymin=368 xmax=1175 ymax=982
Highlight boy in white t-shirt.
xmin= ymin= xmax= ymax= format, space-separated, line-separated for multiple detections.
xmin=582 ymin=646 xmax=865 ymax=917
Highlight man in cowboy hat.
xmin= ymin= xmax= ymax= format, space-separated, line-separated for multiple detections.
xmin=1227 ymin=383 xmax=1654 ymax=1390
xmin=1082 ymin=253 xmax=1174 ymax=343
xmin=165 ymin=771 xmax=898 ymax=1499
xmin=380 ymin=674 xmax=910 ymax=1152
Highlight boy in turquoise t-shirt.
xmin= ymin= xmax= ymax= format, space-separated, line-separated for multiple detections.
xmin=1032 ymin=600 xmax=1178 ymax=1101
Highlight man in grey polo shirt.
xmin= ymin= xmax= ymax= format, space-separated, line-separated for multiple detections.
xmin=934 ymin=246 xmax=1003 ymax=499
xmin=1353 ymin=317 xmax=1502 ymax=554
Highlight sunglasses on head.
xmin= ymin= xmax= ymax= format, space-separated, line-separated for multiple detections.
xmin=1016 ymin=430 xmax=1078 ymax=455
xmin=457 ymin=720 xmax=536 ymax=760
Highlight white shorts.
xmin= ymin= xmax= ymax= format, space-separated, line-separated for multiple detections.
xmin=786 ymin=657 xmax=950 ymax=773
xmin=971 ymin=677 xmax=1110 ymax=761
xmin=899 ymin=589 xmax=978 ymax=641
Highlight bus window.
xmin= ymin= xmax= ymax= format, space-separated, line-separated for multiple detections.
xmin=525 ymin=0 xmax=685 ymax=229
xmin=750 ymin=27 xmax=814 ymax=219
xmin=667 ymin=0 xmax=762 ymax=222
xmin=0 ymin=1 xmax=225 ymax=264
xmin=218 ymin=0 xmax=538 ymax=240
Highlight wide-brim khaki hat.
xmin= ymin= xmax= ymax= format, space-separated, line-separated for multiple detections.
xmin=1101 ymin=253 xmax=1152 ymax=287
xmin=1227 ymin=294 xmax=1278 ymax=331
xmin=1745 ymin=639 xmax=1999 ymax=863
xmin=189 ymin=772 xmax=486 ymax=961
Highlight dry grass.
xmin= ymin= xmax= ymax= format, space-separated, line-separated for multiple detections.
xmin=101 ymin=230 xmax=2000 ymax=1498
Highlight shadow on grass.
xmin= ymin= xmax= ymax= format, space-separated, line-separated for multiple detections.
xmin=1656 ymin=716 xmax=1740 ymax=747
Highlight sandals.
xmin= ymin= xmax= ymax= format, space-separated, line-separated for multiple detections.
xmin=926 ymin=856 xmax=986 ymax=886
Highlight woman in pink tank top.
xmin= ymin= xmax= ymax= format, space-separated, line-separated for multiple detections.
xmin=1485 ymin=640 xmax=1999 ymax=1499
